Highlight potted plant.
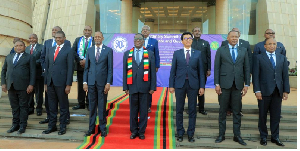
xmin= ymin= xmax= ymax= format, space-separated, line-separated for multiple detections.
xmin=288 ymin=63 xmax=297 ymax=88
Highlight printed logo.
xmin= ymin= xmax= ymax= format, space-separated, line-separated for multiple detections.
xmin=210 ymin=41 xmax=219 ymax=51
xmin=112 ymin=36 xmax=128 ymax=53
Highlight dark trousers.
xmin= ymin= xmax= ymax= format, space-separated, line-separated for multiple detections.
xmin=8 ymin=84 xmax=29 ymax=128
xmin=47 ymin=82 xmax=69 ymax=129
xmin=198 ymin=75 xmax=207 ymax=111
xmin=148 ymin=94 xmax=152 ymax=109
xmin=77 ymin=70 xmax=88 ymax=106
xmin=88 ymin=83 xmax=107 ymax=132
xmin=218 ymin=82 xmax=242 ymax=136
xmin=129 ymin=92 xmax=148 ymax=135
xmin=28 ymin=77 xmax=44 ymax=112
xmin=258 ymin=87 xmax=282 ymax=139
xmin=175 ymin=79 xmax=198 ymax=136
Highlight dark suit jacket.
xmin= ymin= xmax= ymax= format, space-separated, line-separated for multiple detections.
xmin=1 ymin=52 xmax=36 ymax=90
xmin=214 ymin=45 xmax=250 ymax=90
xmin=72 ymin=37 xmax=95 ymax=71
xmin=83 ymin=45 xmax=113 ymax=86
xmin=9 ymin=47 xmax=15 ymax=54
xmin=145 ymin=37 xmax=160 ymax=68
xmin=44 ymin=45 xmax=74 ymax=86
xmin=41 ymin=39 xmax=71 ymax=71
xmin=222 ymin=39 xmax=252 ymax=73
xmin=191 ymin=38 xmax=211 ymax=72
xmin=252 ymin=53 xmax=290 ymax=97
xmin=25 ymin=43 xmax=43 ymax=79
xmin=169 ymin=48 xmax=205 ymax=90
xmin=123 ymin=49 xmax=156 ymax=94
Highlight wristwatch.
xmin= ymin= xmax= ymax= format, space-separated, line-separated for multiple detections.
xmin=215 ymin=84 xmax=220 ymax=86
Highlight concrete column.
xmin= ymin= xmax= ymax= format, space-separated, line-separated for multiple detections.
xmin=132 ymin=3 xmax=141 ymax=33
xmin=145 ymin=18 xmax=155 ymax=32
xmin=215 ymin=0 xmax=229 ymax=34
xmin=120 ymin=0 xmax=132 ymax=33
xmin=207 ymin=1 xmax=216 ymax=34
xmin=190 ymin=18 xmax=202 ymax=32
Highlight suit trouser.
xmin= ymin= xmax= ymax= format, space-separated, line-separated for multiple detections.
xmin=175 ymin=79 xmax=198 ymax=136
xmin=130 ymin=92 xmax=148 ymax=135
xmin=88 ymin=83 xmax=107 ymax=132
xmin=258 ymin=87 xmax=282 ymax=139
xmin=218 ymin=82 xmax=242 ymax=136
xmin=47 ymin=82 xmax=69 ymax=129
xmin=8 ymin=84 xmax=29 ymax=128
xmin=148 ymin=94 xmax=152 ymax=109
xmin=77 ymin=69 xmax=88 ymax=106
xmin=198 ymin=73 xmax=207 ymax=111
xmin=28 ymin=76 xmax=44 ymax=112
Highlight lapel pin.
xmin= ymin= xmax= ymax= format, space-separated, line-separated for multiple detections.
xmin=203 ymin=43 xmax=204 ymax=45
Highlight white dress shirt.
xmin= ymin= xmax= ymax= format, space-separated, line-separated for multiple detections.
xmin=144 ymin=37 xmax=149 ymax=47
xmin=184 ymin=47 xmax=192 ymax=59
xmin=13 ymin=52 xmax=24 ymax=63
xmin=95 ymin=44 xmax=103 ymax=57
xmin=54 ymin=43 xmax=64 ymax=55
xmin=266 ymin=51 xmax=276 ymax=66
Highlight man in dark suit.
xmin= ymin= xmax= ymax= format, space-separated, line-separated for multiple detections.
xmin=252 ymin=38 xmax=289 ymax=146
xmin=83 ymin=31 xmax=113 ymax=137
xmin=221 ymin=28 xmax=252 ymax=117
xmin=39 ymin=26 xmax=71 ymax=124
xmin=169 ymin=32 xmax=205 ymax=143
xmin=1 ymin=40 xmax=36 ymax=134
xmin=9 ymin=37 xmax=20 ymax=54
xmin=72 ymin=25 xmax=95 ymax=111
xmin=191 ymin=27 xmax=211 ymax=115
xmin=42 ymin=31 xmax=74 ymax=135
xmin=123 ymin=33 xmax=156 ymax=140
xmin=25 ymin=34 xmax=44 ymax=116
xmin=214 ymin=31 xmax=250 ymax=146
xmin=141 ymin=25 xmax=160 ymax=113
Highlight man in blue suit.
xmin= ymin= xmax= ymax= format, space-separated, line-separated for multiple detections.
xmin=123 ymin=33 xmax=156 ymax=140
xmin=252 ymin=38 xmax=289 ymax=146
xmin=39 ymin=26 xmax=71 ymax=125
xmin=42 ymin=31 xmax=74 ymax=135
xmin=141 ymin=25 xmax=160 ymax=113
xmin=169 ymin=32 xmax=205 ymax=143
xmin=83 ymin=31 xmax=113 ymax=137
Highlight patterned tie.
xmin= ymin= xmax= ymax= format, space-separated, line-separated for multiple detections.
xmin=30 ymin=45 xmax=34 ymax=54
xmin=54 ymin=46 xmax=60 ymax=61
xmin=231 ymin=47 xmax=236 ymax=63
xmin=13 ymin=53 xmax=20 ymax=66
xmin=269 ymin=54 xmax=276 ymax=69
xmin=136 ymin=49 xmax=140 ymax=65
xmin=96 ymin=47 xmax=100 ymax=62
xmin=186 ymin=50 xmax=190 ymax=64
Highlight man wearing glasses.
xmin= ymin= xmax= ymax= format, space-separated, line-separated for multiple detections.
xmin=169 ymin=32 xmax=205 ymax=143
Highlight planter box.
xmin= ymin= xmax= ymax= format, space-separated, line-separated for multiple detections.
xmin=289 ymin=76 xmax=297 ymax=88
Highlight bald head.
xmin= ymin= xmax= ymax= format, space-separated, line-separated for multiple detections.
xmin=264 ymin=29 xmax=275 ymax=39
xmin=52 ymin=26 xmax=62 ymax=37
xmin=231 ymin=28 xmax=241 ymax=37
xmin=29 ymin=34 xmax=38 ymax=45
xmin=83 ymin=25 xmax=92 ymax=38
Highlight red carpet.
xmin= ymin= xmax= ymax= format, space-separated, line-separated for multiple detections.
xmin=77 ymin=87 xmax=176 ymax=149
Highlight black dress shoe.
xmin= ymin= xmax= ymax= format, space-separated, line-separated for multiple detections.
xmin=84 ymin=130 xmax=95 ymax=136
xmin=72 ymin=105 xmax=85 ymax=110
xmin=233 ymin=135 xmax=247 ymax=146
xmin=42 ymin=127 xmax=57 ymax=134
xmin=271 ymin=138 xmax=285 ymax=146
xmin=177 ymin=135 xmax=183 ymax=142
xmin=139 ymin=134 xmax=145 ymax=140
xmin=199 ymin=110 xmax=207 ymax=115
xmin=39 ymin=118 xmax=49 ymax=124
xmin=188 ymin=136 xmax=195 ymax=142
xmin=260 ymin=138 xmax=267 ymax=146
xmin=7 ymin=125 xmax=20 ymax=133
xmin=215 ymin=135 xmax=225 ymax=143
xmin=37 ymin=112 xmax=42 ymax=116
xmin=58 ymin=128 xmax=66 ymax=135
xmin=17 ymin=127 xmax=26 ymax=134
xmin=101 ymin=131 xmax=107 ymax=137
xmin=28 ymin=110 xmax=34 ymax=115
xmin=66 ymin=119 xmax=70 ymax=124
xmin=130 ymin=133 xmax=138 ymax=139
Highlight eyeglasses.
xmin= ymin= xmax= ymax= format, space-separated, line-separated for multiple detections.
xmin=183 ymin=37 xmax=193 ymax=41
xmin=134 ymin=37 xmax=144 ymax=41
xmin=265 ymin=32 xmax=275 ymax=35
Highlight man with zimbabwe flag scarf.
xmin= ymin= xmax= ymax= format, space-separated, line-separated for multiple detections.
xmin=123 ymin=33 xmax=156 ymax=140
xmin=72 ymin=25 xmax=95 ymax=111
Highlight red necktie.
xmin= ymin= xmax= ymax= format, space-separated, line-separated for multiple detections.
xmin=30 ymin=45 xmax=34 ymax=54
xmin=54 ymin=46 xmax=60 ymax=61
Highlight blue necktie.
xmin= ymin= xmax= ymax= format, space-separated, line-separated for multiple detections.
xmin=13 ymin=53 xmax=20 ymax=66
xmin=269 ymin=54 xmax=275 ymax=69
xmin=52 ymin=40 xmax=56 ymax=47
xmin=136 ymin=49 xmax=140 ymax=65
xmin=231 ymin=47 xmax=236 ymax=63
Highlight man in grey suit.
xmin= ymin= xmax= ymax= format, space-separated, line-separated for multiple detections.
xmin=123 ymin=33 xmax=156 ymax=140
xmin=252 ymin=38 xmax=289 ymax=146
xmin=1 ymin=41 xmax=36 ymax=134
xmin=42 ymin=31 xmax=74 ymax=135
xmin=83 ymin=31 xmax=113 ymax=137
xmin=25 ymin=34 xmax=44 ymax=116
xmin=214 ymin=31 xmax=250 ymax=146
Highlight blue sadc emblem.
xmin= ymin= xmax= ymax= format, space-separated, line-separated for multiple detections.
xmin=112 ymin=36 xmax=128 ymax=53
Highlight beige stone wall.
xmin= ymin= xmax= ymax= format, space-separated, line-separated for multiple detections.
xmin=0 ymin=0 xmax=32 ymax=56
xmin=215 ymin=0 xmax=229 ymax=34
xmin=43 ymin=0 xmax=95 ymax=45
xmin=32 ymin=0 xmax=49 ymax=44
